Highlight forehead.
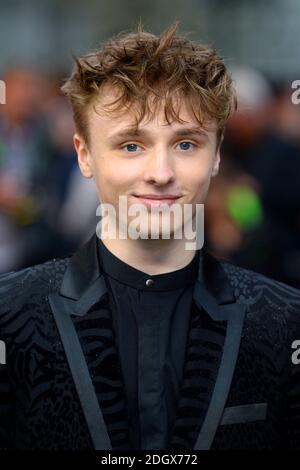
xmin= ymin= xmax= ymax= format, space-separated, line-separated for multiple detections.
xmin=88 ymin=83 xmax=217 ymax=135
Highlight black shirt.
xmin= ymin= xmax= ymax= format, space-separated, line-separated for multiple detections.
xmin=98 ymin=239 xmax=200 ymax=450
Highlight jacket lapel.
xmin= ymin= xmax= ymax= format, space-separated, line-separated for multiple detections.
xmin=170 ymin=250 xmax=247 ymax=450
xmin=48 ymin=234 xmax=130 ymax=450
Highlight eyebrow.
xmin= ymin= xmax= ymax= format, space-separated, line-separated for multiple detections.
xmin=107 ymin=125 xmax=210 ymax=142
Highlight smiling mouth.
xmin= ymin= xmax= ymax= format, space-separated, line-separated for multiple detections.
xmin=132 ymin=195 xmax=181 ymax=207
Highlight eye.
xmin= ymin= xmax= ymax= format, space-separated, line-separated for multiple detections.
xmin=122 ymin=143 xmax=141 ymax=153
xmin=176 ymin=141 xmax=196 ymax=151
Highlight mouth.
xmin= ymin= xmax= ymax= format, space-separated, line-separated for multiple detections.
xmin=132 ymin=194 xmax=181 ymax=208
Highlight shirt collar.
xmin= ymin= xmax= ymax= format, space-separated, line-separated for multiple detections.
xmin=58 ymin=232 xmax=237 ymax=320
xmin=98 ymin=237 xmax=201 ymax=292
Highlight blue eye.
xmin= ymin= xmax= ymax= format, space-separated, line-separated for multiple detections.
xmin=123 ymin=143 xmax=140 ymax=152
xmin=177 ymin=141 xmax=195 ymax=151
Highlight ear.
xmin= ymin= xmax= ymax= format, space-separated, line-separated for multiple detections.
xmin=211 ymin=148 xmax=221 ymax=177
xmin=73 ymin=133 xmax=93 ymax=178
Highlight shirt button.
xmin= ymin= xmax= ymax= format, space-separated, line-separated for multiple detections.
xmin=145 ymin=278 xmax=154 ymax=287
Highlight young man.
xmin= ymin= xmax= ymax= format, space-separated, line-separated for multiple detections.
xmin=0 ymin=24 xmax=300 ymax=450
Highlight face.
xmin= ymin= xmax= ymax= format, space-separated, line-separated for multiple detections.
xmin=74 ymin=85 xmax=221 ymax=240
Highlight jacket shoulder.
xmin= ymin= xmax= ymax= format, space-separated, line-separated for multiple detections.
xmin=220 ymin=259 xmax=300 ymax=307
xmin=220 ymin=259 xmax=300 ymax=340
xmin=0 ymin=257 xmax=69 ymax=325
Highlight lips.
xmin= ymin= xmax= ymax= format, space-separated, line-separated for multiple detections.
xmin=134 ymin=194 xmax=181 ymax=200
xmin=133 ymin=194 xmax=181 ymax=208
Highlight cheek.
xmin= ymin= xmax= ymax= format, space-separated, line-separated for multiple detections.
xmin=92 ymin=157 xmax=137 ymax=199
xmin=180 ymin=155 xmax=215 ymax=202
xmin=180 ymin=156 xmax=213 ymax=188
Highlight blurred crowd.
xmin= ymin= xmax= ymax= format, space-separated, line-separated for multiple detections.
xmin=0 ymin=67 xmax=99 ymax=273
xmin=206 ymin=68 xmax=300 ymax=288
xmin=0 ymin=66 xmax=299 ymax=288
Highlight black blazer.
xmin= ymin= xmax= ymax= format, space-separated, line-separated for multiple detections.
xmin=0 ymin=233 xmax=300 ymax=449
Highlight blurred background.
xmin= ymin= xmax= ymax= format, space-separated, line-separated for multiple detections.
xmin=0 ymin=0 xmax=300 ymax=288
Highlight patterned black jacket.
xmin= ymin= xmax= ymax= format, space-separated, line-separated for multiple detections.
xmin=0 ymin=233 xmax=300 ymax=450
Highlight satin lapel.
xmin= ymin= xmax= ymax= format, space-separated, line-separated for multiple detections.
xmin=48 ymin=234 xmax=128 ymax=450
xmin=192 ymin=301 xmax=246 ymax=450
xmin=170 ymin=249 xmax=247 ymax=450
xmin=48 ymin=290 xmax=112 ymax=450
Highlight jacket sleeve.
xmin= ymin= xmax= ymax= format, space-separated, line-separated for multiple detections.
xmin=287 ymin=299 xmax=300 ymax=449
xmin=0 ymin=271 xmax=21 ymax=449
xmin=0 ymin=355 xmax=13 ymax=449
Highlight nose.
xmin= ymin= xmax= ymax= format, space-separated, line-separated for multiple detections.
xmin=144 ymin=147 xmax=175 ymax=186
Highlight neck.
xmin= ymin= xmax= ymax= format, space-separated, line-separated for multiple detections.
xmin=100 ymin=236 xmax=196 ymax=275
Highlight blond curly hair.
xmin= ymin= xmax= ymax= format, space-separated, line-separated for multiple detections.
xmin=61 ymin=22 xmax=236 ymax=147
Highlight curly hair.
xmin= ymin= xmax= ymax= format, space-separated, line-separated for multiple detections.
xmin=61 ymin=22 xmax=236 ymax=147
